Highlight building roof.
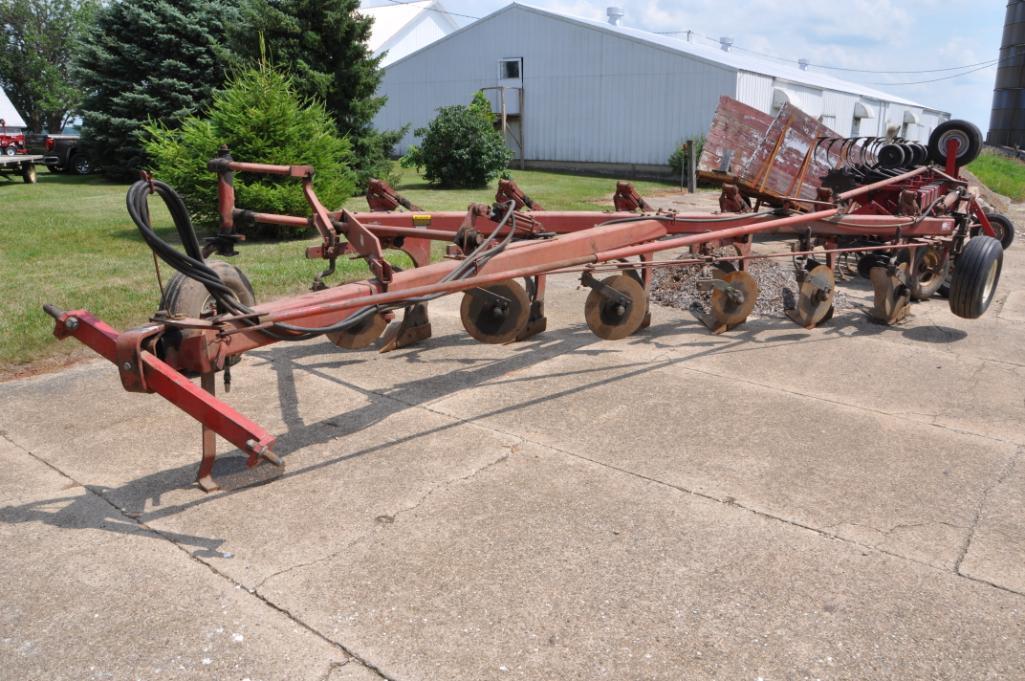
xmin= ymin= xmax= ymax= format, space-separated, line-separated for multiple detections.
xmin=361 ymin=1 xmax=459 ymax=56
xmin=0 ymin=85 xmax=26 ymax=129
xmin=388 ymin=2 xmax=941 ymax=113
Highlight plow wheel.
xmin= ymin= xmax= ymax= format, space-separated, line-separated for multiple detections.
xmin=461 ymin=279 xmax=530 ymax=344
xmin=326 ymin=312 xmax=389 ymax=349
xmin=786 ymin=264 xmax=835 ymax=329
xmin=868 ymin=263 xmax=912 ymax=324
xmin=584 ymin=274 xmax=648 ymax=340
xmin=908 ymin=247 xmax=949 ymax=301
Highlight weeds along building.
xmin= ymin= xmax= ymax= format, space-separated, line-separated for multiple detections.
xmin=374 ymin=3 xmax=950 ymax=176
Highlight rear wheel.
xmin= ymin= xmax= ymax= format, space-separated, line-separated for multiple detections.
xmin=21 ymin=163 xmax=36 ymax=184
xmin=160 ymin=260 xmax=256 ymax=319
xmin=984 ymin=212 xmax=1015 ymax=250
xmin=949 ymin=237 xmax=1003 ymax=319
xmin=71 ymin=154 xmax=92 ymax=175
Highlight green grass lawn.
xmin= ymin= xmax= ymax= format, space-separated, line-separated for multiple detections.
xmin=967 ymin=150 xmax=1025 ymax=202
xmin=0 ymin=167 xmax=676 ymax=375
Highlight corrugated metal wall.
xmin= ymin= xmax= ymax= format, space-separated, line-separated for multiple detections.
xmin=379 ymin=12 xmax=456 ymax=66
xmin=376 ymin=6 xmax=951 ymax=165
xmin=377 ymin=6 xmax=736 ymax=165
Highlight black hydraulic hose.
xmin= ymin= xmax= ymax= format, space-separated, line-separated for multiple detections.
xmin=127 ymin=179 xmax=520 ymax=340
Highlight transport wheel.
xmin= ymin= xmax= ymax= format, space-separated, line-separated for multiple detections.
xmin=948 ymin=237 xmax=1003 ymax=319
xmin=928 ymin=120 xmax=982 ymax=167
xmin=326 ymin=312 xmax=389 ymax=349
xmin=584 ymin=274 xmax=647 ymax=340
xmin=21 ymin=163 xmax=37 ymax=184
xmin=3 ymin=146 xmax=15 ymax=156
xmin=905 ymin=246 xmax=949 ymax=301
xmin=709 ymin=270 xmax=758 ymax=328
xmin=160 ymin=260 xmax=256 ymax=319
xmin=984 ymin=212 xmax=1015 ymax=250
xmin=460 ymin=279 xmax=530 ymax=344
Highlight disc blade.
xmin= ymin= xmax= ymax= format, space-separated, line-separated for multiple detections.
xmin=584 ymin=274 xmax=648 ymax=340
xmin=326 ymin=312 xmax=389 ymax=349
xmin=709 ymin=271 xmax=759 ymax=327
xmin=460 ymin=279 xmax=530 ymax=344
xmin=790 ymin=264 xmax=835 ymax=328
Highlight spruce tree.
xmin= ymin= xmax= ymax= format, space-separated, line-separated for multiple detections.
xmin=229 ymin=0 xmax=399 ymax=186
xmin=75 ymin=0 xmax=234 ymax=179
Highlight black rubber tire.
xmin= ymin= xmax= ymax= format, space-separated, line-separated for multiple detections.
xmin=21 ymin=163 xmax=36 ymax=184
xmin=71 ymin=154 xmax=92 ymax=176
xmin=948 ymin=237 xmax=1003 ymax=319
xmin=857 ymin=253 xmax=890 ymax=279
xmin=928 ymin=120 xmax=983 ymax=167
xmin=877 ymin=144 xmax=907 ymax=168
xmin=984 ymin=212 xmax=1015 ymax=250
xmin=160 ymin=260 xmax=256 ymax=317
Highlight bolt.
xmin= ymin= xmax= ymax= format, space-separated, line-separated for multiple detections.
xmin=245 ymin=439 xmax=259 ymax=452
xmin=122 ymin=361 xmax=133 ymax=371
xmin=65 ymin=317 xmax=79 ymax=331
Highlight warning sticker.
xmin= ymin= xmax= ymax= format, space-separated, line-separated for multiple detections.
xmin=412 ymin=214 xmax=432 ymax=227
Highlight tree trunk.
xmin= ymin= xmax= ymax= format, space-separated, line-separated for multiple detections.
xmin=45 ymin=111 xmax=67 ymax=134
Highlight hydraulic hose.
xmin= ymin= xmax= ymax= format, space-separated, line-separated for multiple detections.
xmin=127 ymin=179 xmax=519 ymax=341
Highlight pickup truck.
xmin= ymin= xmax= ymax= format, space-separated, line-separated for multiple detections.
xmin=25 ymin=133 xmax=92 ymax=175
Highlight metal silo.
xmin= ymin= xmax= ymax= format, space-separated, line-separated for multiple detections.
xmin=989 ymin=0 xmax=1025 ymax=146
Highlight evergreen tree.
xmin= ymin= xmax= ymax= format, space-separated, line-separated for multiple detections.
xmin=75 ymin=0 xmax=234 ymax=179
xmin=229 ymin=0 xmax=399 ymax=186
xmin=144 ymin=64 xmax=357 ymax=234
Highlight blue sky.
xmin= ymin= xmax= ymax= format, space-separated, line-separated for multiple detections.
xmin=432 ymin=0 xmax=1006 ymax=132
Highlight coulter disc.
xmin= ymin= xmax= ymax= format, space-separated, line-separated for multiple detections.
xmin=460 ymin=279 xmax=530 ymax=344
xmin=868 ymin=263 xmax=911 ymax=324
xmin=709 ymin=270 xmax=758 ymax=328
xmin=584 ymin=274 xmax=648 ymax=340
xmin=787 ymin=264 xmax=835 ymax=328
xmin=327 ymin=312 xmax=389 ymax=349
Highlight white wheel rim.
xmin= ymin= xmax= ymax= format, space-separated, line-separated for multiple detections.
xmin=938 ymin=130 xmax=970 ymax=159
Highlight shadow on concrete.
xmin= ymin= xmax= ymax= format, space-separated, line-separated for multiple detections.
xmin=0 ymin=301 xmax=930 ymax=542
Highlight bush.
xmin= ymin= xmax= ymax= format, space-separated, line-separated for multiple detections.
xmin=402 ymin=91 xmax=511 ymax=188
xmin=143 ymin=65 xmax=357 ymax=237
xmin=669 ymin=137 xmax=705 ymax=178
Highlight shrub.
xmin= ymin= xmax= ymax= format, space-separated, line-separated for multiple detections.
xmin=402 ymin=91 xmax=511 ymax=188
xmin=669 ymin=136 xmax=705 ymax=178
xmin=144 ymin=65 xmax=357 ymax=237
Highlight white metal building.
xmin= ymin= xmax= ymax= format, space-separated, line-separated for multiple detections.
xmin=375 ymin=3 xmax=950 ymax=173
xmin=362 ymin=0 xmax=460 ymax=67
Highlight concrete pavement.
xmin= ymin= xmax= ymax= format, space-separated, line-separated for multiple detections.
xmin=2 ymin=225 xmax=1025 ymax=679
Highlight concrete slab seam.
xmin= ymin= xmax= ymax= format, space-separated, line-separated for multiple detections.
xmin=955 ymin=445 xmax=1024 ymax=576
xmin=0 ymin=430 xmax=397 ymax=681
xmin=252 ymin=448 xmax=514 ymax=593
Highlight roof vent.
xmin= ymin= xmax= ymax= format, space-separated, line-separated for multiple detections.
xmin=719 ymin=36 xmax=734 ymax=52
xmin=798 ymin=58 xmax=810 ymax=71
xmin=606 ymin=7 xmax=624 ymax=26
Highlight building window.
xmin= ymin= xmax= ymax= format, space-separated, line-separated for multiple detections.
xmin=500 ymin=58 xmax=521 ymax=80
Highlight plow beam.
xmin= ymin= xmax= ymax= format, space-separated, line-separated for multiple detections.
xmin=44 ymin=305 xmax=279 ymax=481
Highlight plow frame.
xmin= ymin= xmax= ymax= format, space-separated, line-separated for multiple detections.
xmin=47 ymin=132 xmax=1001 ymax=490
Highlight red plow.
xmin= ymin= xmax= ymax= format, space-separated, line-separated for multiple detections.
xmin=45 ymin=98 xmax=1012 ymax=491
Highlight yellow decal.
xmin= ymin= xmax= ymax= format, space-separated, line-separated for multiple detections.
xmin=412 ymin=214 xmax=432 ymax=227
